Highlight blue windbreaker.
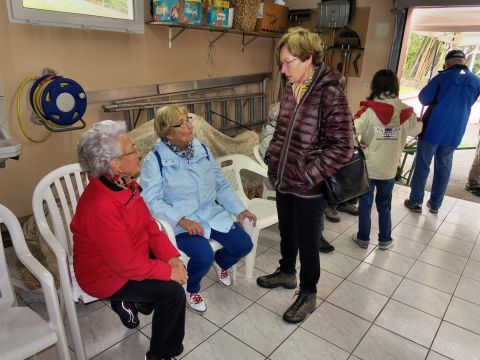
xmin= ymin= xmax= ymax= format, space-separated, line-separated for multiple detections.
xmin=140 ymin=138 xmax=246 ymax=238
xmin=419 ymin=64 xmax=480 ymax=147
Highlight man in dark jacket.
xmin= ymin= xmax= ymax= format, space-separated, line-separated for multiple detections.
xmin=405 ymin=50 xmax=480 ymax=213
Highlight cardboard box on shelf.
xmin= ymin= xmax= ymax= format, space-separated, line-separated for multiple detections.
xmin=255 ymin=1 xmax=288 ymax=33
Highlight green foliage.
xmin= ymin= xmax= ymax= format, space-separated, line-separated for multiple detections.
xmin=403 ymin=33 xmax=425 ymax=75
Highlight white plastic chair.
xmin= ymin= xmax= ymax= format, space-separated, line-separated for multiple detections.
xmin=32 ymin=163 xmax=94 ymax=360
xmin=154 ymin=218 xmax=238 ymax=284
xmin=0 ymin=203 xmax=70 ymax=360
xmin=216 ymin=154 xmax=278 ymax=278
xmin=252 ymin=144 xmax=276 ymax=199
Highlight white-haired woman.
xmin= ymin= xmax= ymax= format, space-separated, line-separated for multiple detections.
xmin=71 ymin=120 xmax=187 ymax=360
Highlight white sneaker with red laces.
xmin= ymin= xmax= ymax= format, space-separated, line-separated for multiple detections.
xmin=213 ymin=263 xmax=231 ymax=286
xmin=186 ymin=292 xmax=207 ymax=314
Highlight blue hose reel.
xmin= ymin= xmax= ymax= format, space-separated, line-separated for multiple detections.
xmin=29 ymin=74 xmax=87 ymax=132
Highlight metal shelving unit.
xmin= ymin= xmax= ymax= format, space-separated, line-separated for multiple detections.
xmin=147 ymin=21 xmax=282 ymax=51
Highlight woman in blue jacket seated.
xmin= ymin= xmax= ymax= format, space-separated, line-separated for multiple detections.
xmin=140 ymin=105 xmax=256 ymax=314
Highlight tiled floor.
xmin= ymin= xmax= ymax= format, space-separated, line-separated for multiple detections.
xmin=10 ymin=185 xmax=480 ymax=359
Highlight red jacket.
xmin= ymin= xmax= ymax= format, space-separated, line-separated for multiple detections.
xmin=267 ymin=63 xmax=354 ymax=196
xmin=71 ymin=177 xmax=180 ymax=298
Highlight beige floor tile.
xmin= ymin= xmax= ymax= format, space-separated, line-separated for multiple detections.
xmin=331 ymin=234 xmax=376 ymax=260
xmin=364 ymin=248 xmax=415 ymax=276
xmin=428 ymin=233 xmax=474 ymax=258
xmin=347 ymin=262 xmax=403 ymax=297
xmin=182 ymin=330 xmax=264 ymax=360
xmin=445 ymin=296 xmax=480 ymax=335
xmin=270 ymin=327 xmax=349 ymax=360
xmin=392 ymin=278 xmax=451 ymax=318
xmin=444 ymin=212 xmax=480 ymax=231
xmin=302 ymin=302 xmax=371 ymax=352
xmin=327 ymin=280 xmax=388 ymax=321
xmin=455 ymin=276 xmax=480 ymax=306
xmin=317 ymin=270 xmax=343 ymax=300
xmin=224 ymin=303 xmax=296 ymax=356
xmin=436 ymin=222 xmax=479 ymax=243
xmin=229 ymin=265 xmax=269 ymax=301
xmin=418 ymin=246 xmax=468 ymax=274
xmin=354 ymin=325 xmax=428 ymax=360
xmin=392 ymin=223 xmax=435 ymax=244
xmin=94 ymin=332 xmax=149 ymax=360
xmin=375 ymin=299 xmax=441 ymax=347
xmin=388 ymin=234 xmax=426 ymax=259
xmin=426 ymin=351 xmax=452 ymax=360
xmin=320 ymin=251 xmax=361 ymax=278
xmin=201 ymin=283 xmax=252 ymax=327
xmin=402 ymin=212 xmax=443 ymax=232
xmin=253 ymin=247 xmax=282 ymax=274
xmin=406 ymin=261 xmax=460 ymax=294
xmin=257 ymin=287 xmax=302 ymax=316
xmin=463 ymin=259 xmax=480 ymax=282
xmin=432 ymin=321 xmax=480 ymax=360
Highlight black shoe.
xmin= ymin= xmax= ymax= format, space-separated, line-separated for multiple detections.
xmin=282 ymin=291 xmax=316 ymax=324
xmin=135 ymin=302 xmax=155 ymax=315
xmin=257 ymin=268 xmax=297 ymax=289
xmin=318 ymin=236 xmax=335 ymax=253
xmin=111 ymin=301 xmax=140 ymax=329
xmin=426 ymin=201 xmax=438 ymax=214
xmin=404 ymin=199 xmax=422 ymax=213
xmin=145 ymin=344 xmax=183 ymax=359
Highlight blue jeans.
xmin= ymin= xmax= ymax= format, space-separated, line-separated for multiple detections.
xmin=357 ymin=178 xmax=395 ymax=244
xmin=409 ymin=139 xmax=455 ymax=209
xmin=176 ymin=223 xmax=252 ymax=293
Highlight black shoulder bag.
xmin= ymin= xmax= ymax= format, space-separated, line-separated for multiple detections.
xmin=319 ymin=111 xmax=370 ymax=204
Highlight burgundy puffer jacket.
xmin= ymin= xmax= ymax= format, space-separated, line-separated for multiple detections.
xmin=266 ymin=63 xmax=354 ymax=197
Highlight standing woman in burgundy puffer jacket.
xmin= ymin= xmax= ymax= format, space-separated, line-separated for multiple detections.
xmin=256 ymin=27 xmax=354 ymax=323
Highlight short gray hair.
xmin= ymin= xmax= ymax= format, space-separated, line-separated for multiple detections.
xmin=77 ymin=120 xmax=126 ymax=177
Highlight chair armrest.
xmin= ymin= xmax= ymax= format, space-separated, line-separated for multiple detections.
xmin=154 ymin=217 xmax=179 ymax=249
xmin=216 ymin=154 xmax=268 ymax=179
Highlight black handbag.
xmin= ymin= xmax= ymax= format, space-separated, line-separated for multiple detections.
xmin=322 ymin=145 xmax=369 ymax=203
xmin=319 ymin=112 xmax=369 ymax=204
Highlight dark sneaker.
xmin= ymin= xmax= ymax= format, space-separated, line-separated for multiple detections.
xmin=111 ymin=301 xmax=139 ymax=329
xmin=404 ymin=199 xmax=422 ymax=213
xmin=319 ymin=235 xmax=335 ymax=253
xmin=426 ymin=201 xmax=438 ymax=214
xmin=135 ymin=302 xmax=155 ymax=315
xmin=378 ymin=240 xmax=393 ymax=250
xmin=282 ymin=291 xmax=316 ymax=324
xmin=257 ymin=268 xmax=297 ymax=289
xmin=324 ymin=206 xmax=340 ymax=222
xmin=338 ymin=202 xmax=359 ymax=216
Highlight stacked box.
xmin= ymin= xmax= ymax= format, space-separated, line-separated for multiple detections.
xmin=182 ymin=0 xmax=202 ymax=25
xmin=206 ymin=0 xmax=230 ymax=27
xmin=152 ymin=0 xmax=181 ymax=23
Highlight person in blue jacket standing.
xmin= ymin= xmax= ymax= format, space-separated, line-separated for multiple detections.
xmin=140 ymin=105 xmax=256 ymax=315
xmin=405 ymin=49 xmax=480 ymax=213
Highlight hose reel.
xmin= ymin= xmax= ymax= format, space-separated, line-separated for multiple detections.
xmin=29 ymin=73 xmax=87 ymax=132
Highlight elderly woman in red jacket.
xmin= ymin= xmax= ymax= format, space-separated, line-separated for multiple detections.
xmin=71 ymin=120 xmax=186 ymax=360
xmin=257 ymin=27 xmax=353 ymax=323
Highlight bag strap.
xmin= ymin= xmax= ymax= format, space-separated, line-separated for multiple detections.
xmin=153 ymin=143 xmax=210 ymax=177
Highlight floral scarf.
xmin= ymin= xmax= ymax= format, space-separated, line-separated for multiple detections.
xmin=162 ymin=138 xmax=194 ymax=161
xmin=103 ymin=174 xmax=139 ymax=194
xmin=292 ymin=70 xmax=315 ymax=104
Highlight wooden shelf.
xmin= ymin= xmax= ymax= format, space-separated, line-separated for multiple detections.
xmin=147 ymin=21 xmax=282 ymax=51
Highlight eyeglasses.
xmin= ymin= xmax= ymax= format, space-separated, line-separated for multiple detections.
xmin=117 ymin=144 xmax=139 ymax=158
xmin=280 ymin=57 xmax=299 ymax=69
xmin=172 ymin=116 xmax=193 ymax=129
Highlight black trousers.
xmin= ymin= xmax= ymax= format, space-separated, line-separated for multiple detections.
xmin=276 ymin=191 xmax=325 ymax=294
xmin=109 ymin=279 xmax=186 ymax=358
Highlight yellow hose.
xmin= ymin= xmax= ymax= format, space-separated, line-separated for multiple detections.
xmin=16 ymin=76 xmax=51 ymax=143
